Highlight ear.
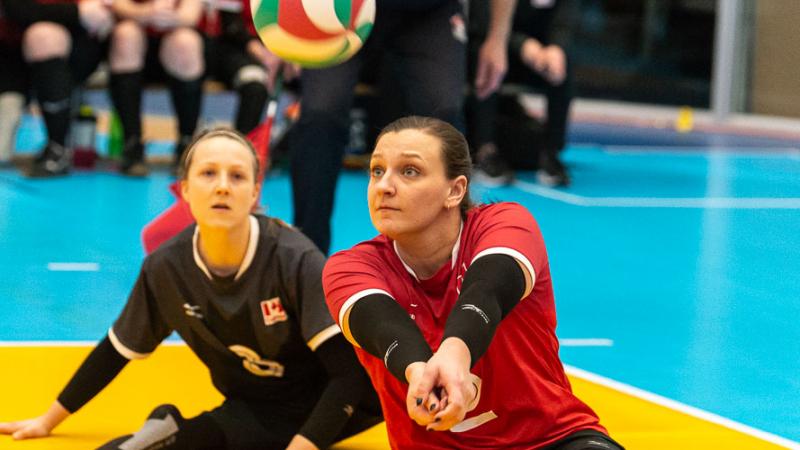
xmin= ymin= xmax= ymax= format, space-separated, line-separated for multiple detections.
xmin=251 ymin=182 xmax=262 ymax=208
xmin=180 ymin=179 xmax=189 ymax=201
xmin=446 ymin=175 xmax=468 ymax=210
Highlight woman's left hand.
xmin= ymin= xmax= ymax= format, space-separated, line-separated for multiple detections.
xmin=407 ymin=338 xmax=479 ymax=431
xmin=285 ymin=434 xmax=318 ymax=450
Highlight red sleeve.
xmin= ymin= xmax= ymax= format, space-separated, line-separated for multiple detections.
xmin=322 ymin=245 xmax=394 ymax=327
xmin=468 ymin=203 xmax=548 ymax=294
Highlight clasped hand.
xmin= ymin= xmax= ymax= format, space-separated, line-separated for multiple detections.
xmin=405 ymin=338 xmax=480 ymax=432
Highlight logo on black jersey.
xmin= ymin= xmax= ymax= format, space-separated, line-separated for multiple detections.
xmin=183 ymin=303 xmax=204 ymax=319
xmin=260 ymin=297 xmax=288 ymax=326
xmin=229 ymin=345 xmax=285 ymax=377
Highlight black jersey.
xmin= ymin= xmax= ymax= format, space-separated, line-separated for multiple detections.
xmin=109 ymin=215 xmax=340 ymax=404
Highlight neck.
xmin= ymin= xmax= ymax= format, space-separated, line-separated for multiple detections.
xmin=395 ymin=212 xmax=462 ymax=279
xmin=197 ymin=217 xmax=251 ymax=277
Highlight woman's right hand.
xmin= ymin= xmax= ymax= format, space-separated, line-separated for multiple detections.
xmin=0 ymin=401 xmax=70 ymax=440
xmin=0 ymin=416 xmax=55 ymax=440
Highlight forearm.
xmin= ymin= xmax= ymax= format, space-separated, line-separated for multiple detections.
xmin=486 ymin=0 xmax=517 ymax=44
xmin=346 ymin=294 xmax=433 ymax=383
xmin=112 ymin=0 xmax=151 ymax=23
xmin=57 ymin=336 xmax=130 ymax=413
xmin=298 ymin=336 xmax=368 ymax=448
xmin=441 ymin=254 xmax=526 ymax=366
xmin=175 ymin=0 xmax=201 ymax=28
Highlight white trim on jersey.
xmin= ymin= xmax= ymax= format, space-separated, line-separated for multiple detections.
xmin=234 ymin=216 xmax=260 ymax=281
xmin=108 ymin=328 xmax=151 ymax=360
xmin=471 ymin=247 xmax=536 ymax=298
xmin=338 ymin=288 xmax=394 ymax=327
xmin=392 ymin=222 xmax=464 ymax=281
xmin=306 ymin=324 xmax=342 ymax=351
xmin=450 ymin=410 xmax=498 ymax=433
xmin=193 ymin=215 xmax=259 ymax=281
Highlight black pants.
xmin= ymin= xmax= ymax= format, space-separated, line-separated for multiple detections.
xmin=466 ymin=44 xmax=574 ymax=154
xmin=544 ymin=429 xmax=624 ymax=450
xmin=288 ymin=0 xmax=466 ymax=254
xmin=207 ymin=396 xmax=382 ymax=449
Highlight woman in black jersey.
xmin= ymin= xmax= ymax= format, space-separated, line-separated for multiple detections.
xmin=0 ymin=128 xmax=382 ymax=450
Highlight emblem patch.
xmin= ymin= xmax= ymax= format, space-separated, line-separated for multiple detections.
xmin=260 ymin=297 xmax=288 ymax=326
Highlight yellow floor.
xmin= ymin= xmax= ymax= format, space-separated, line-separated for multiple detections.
xmin=0 ymin=345 xmax=787 ymax=450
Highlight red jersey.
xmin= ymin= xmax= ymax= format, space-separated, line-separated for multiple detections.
xmin=324 ymin=202 xmax=605 ymax=449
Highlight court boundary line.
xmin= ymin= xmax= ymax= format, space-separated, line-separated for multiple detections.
xmin=513 ymin=180 xmax=800 ymax=209
xmin=565 ymin=365 xmax=800 ymax=449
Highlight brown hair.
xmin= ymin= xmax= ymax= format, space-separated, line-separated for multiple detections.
xmin=376 ymin=116 xmax=475 ymax=217
xmin=179 ymin=128 xmax=260 ymax=181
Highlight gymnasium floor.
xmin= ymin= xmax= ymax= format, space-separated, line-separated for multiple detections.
xmin=1 ymin=97 xmax=799 ymax=449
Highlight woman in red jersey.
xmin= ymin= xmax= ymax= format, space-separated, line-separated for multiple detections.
xmin=323 ymin=116 xmax=623 ymax=450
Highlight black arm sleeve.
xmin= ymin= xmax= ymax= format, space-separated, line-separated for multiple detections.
xmin=348 ymin=294 xmax=433 ymax=383
xmin=219 ymin=10 xmax=255 ymax=49
xmin=2 ymin=0 xmax=81 ymax=29
xmin=56 ymin=336 xmax=130 ymax=413
xmin=441 ymin=254 xmax=526 ymax=367
xmin=298 ymin=334 xmax=371 ymax=449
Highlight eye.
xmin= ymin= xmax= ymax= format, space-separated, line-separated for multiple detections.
xmin=370 ymin=166 xmax=385 ymax=178
xmin=201 ymin=168 xmax=215 ymax=177
xmin=231 ymin=171 xmax=246 ymax=181
xmin=402 ymin=166 xmax=420 ymax=177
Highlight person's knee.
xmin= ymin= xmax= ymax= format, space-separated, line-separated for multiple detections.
xmin=22 ymin=22 xmax=71 ymax=61
xmin=109 ymin=21 xmax=146 ymax=71
xmin=160 ymin=28 xmax=204 ymax=80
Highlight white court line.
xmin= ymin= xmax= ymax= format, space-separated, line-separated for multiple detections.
xmin=514 ymin=181 xmax=800 ymax=209
xmin=565 ymin=365 xmax=800 ymax=450
xmin=47 ymin=262 xmax=100 ymax=272
xmin=559 ymin=338 xmax=614 ymax=347
xmin=600 ymin=145 xmax=800 ymax=156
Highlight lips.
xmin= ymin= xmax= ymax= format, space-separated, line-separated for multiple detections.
xmin=212 ymin=203 xmax=231 ymax=210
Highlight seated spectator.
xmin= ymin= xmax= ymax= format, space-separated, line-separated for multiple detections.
xmin=108 ymin=0 xmax=204 ymax=176
xmin=203 ymin=0 xmax=292 ymax=135
xmin=2 ymin=0 xmax=112 ymax=177
xmin=0 ymin=2 xmax=26 ymax=167
xmin=467 ymin=0 xmax=573 ymax=187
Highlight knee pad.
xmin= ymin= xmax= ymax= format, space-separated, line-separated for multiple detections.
xmin=97 ymin=404 xmax=185 ymax=450
xmin=233 ymin=65 xmax=267 ymax=89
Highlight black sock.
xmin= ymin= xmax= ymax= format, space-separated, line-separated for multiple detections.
xmin=29 ymin=58 xmax=72 ymax=146
xmin=235 ymin=81 xmax=268 ymax=134
xmin=167 ymin=74 xmax=203 ymax=138
xmin=110 ymin=71 xmax=143 ymax=143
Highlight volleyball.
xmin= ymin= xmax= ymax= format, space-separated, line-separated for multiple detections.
xmin=250 ymin=0 xmax=375 ymax=68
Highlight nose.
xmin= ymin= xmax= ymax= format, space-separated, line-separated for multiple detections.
xmin=373 ymin=170 xmax=396 ymax=196
xmin=215 ymin=172 xmax=231 ymax=194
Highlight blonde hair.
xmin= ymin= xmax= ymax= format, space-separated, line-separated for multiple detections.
xmin=179 ymin=128 xmax=260 ymax=180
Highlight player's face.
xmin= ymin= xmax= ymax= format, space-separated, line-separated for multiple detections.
xmin=369 ymin=129 xmax=464 ymax=239
xmin=181 ymin=136 xmax=260 ymax=230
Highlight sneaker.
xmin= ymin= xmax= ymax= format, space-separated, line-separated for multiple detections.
xmin=24 ymin=142 xmax=71 ymax=178
xmin=536 ymin=149 xmax=570 ymax=187
xmin=473 ymin=143 xmax=513 ymax=187
xmin=119 ymin=139 xmax=149 ymax=177
xmin=97 ymin=404 xmax=185 ymax=450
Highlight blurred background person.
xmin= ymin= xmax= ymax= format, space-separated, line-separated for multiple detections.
xmin=108 ymin=0 xmax=204 ymax=176
xmin=467 ymin=0 xmax=573 ymax=187
xmin=2 ymin=0 xmax=112 ymax=177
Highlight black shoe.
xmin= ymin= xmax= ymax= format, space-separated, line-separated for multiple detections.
xmin=119 ymin=139 xmax=149 ymax=177
xmin=473 ymin=143 xmax=513 ymax=187
xmin=96 ymin=404 xmax=185 ymax=450
xmin=24 ymin=142 xmax=71 ymax=178
xmin=171 ymin=135 xmax=193 ymax=177
xmin=536 ymin=149 xmax=570 ymax=187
